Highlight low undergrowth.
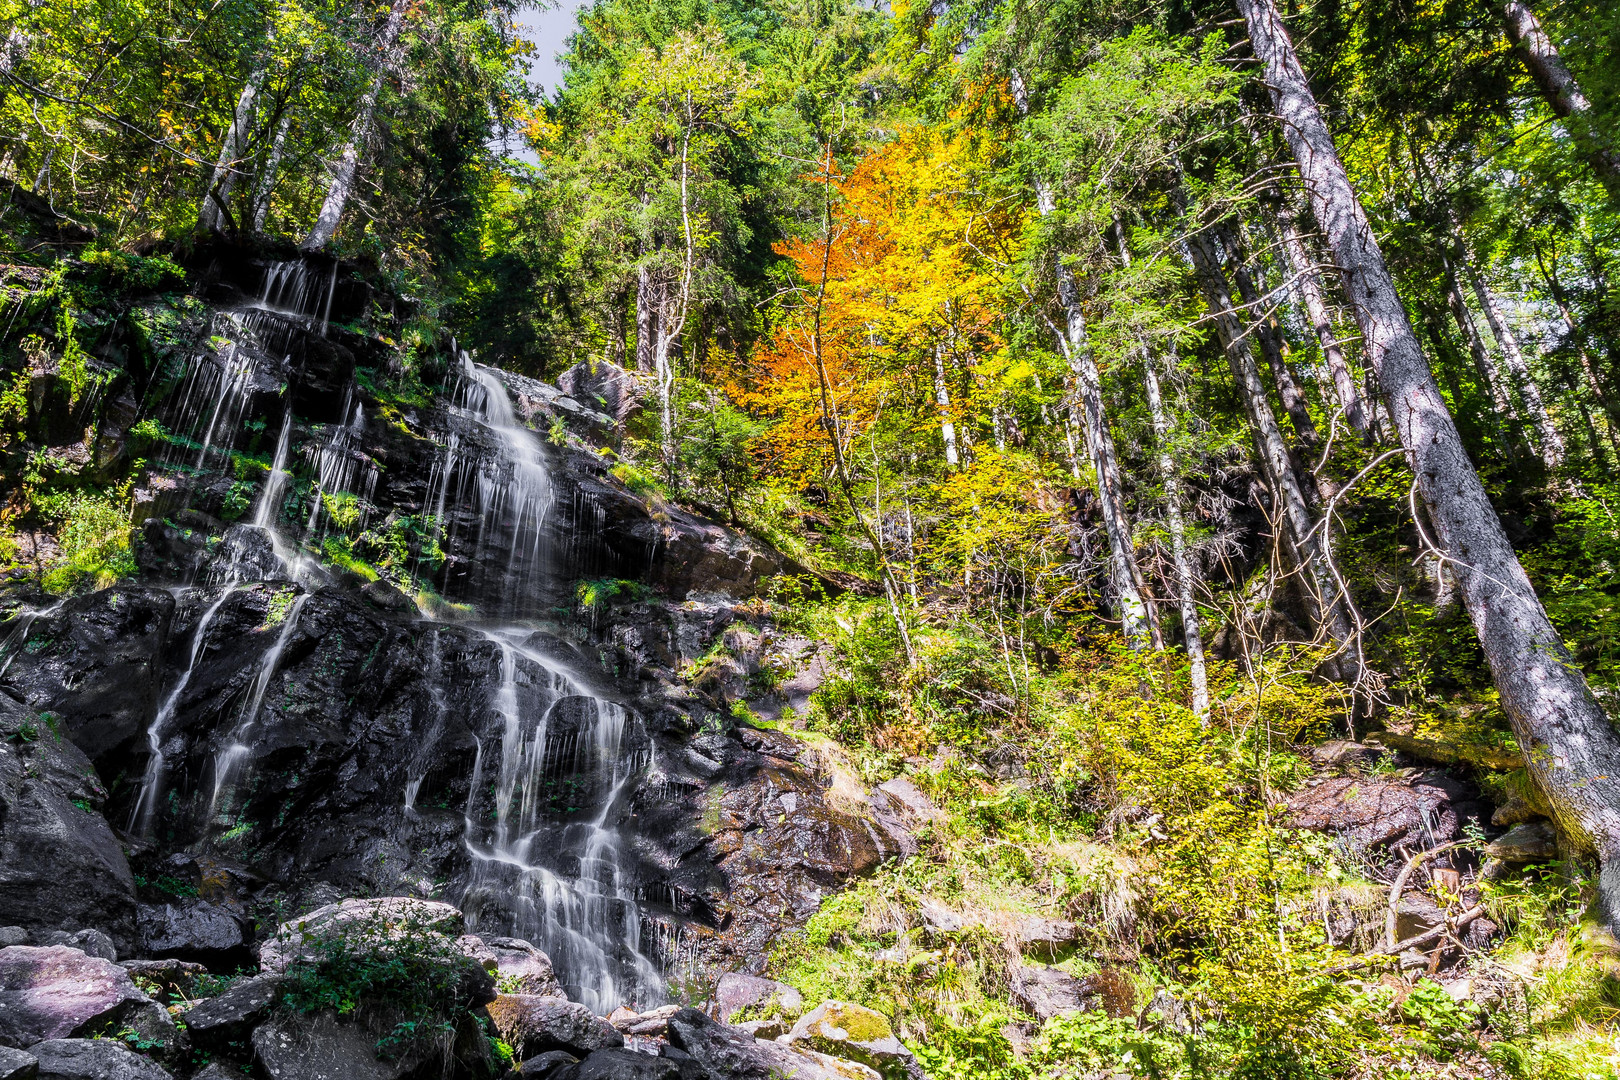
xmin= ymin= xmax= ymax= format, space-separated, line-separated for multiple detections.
xmin=755 ymin=593 xmax=1620 ymax=1080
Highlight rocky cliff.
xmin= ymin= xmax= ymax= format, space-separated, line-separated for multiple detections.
xmin=0 ymin=247 xmax=923 ymax=1029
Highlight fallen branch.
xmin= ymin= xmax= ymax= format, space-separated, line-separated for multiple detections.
xmin=1324 ymin=904 xmax=1489 ymax=975
xmin=1386 ymin=840 xmax=1470 ymax=949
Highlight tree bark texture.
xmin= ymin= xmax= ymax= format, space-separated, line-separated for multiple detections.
xmin=1277 ymin=205 xmax=1370 ymax=435
xmin=1241 ymin=0 xmax=1620 ymax=925
xmin=302 ymin=0 xmax=407 ymax=251
xmin=1501 ymin=0 xmax=1620 ymax=199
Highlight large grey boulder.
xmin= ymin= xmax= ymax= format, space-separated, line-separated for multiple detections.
xmin=784 ymin=1002 xmax=923 ymax=1080
xmin=251 ymin=1012 xmax=418 ymax=1080
xmin=712 ymin=973 xmax=802 ymax=1023
xmin=258 ymin=898 xmax=465 ymax=973
xmin=481 ymin=936 xmax=564 ymax=997
xmin=486 ymin=997 xmax=623 ymax=1060
xmin=0 ymin=695 xmax=138 ymax=953
xmin=1008 ymin=964 xmax=1089 ymax=1022
xmin=666 ymin=1009 xmax=879 ymax=1080
xmin=28 ymin=1039 xmax=172 ymax=1080
xmin=136 ymin=902 xmax=247 ymax=966
xmin=0 ymin=947 xmax=174 ymax=1050
xmin=0 ymin=1046 xmax=37 ymax=1080
xmin=180 ymin=975 xmax=282 ymax=1052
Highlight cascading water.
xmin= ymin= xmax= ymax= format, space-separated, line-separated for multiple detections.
xmin=460 ymin=630 xmax=662 ymax=1013
xmin=129 ymin=587 xmax=237 ymax=837
xmin=0 ymin=599 xmax=65 ymax=681
xmin=207 ymin=592 xmax=308 ymax=825
xmin=253 ymin=411 xmax=293 ymax=529
xmin=440 ymin=348 xmax=555 ymax=614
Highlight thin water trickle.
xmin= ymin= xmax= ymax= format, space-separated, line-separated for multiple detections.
xmin=253 ymin=411 xmax=293 ymax=529
xmin=130 ymin=587 xmax=238 ymax=837
xmin=0 ymin=600 xmax=66 ymax=681
xmin=207 ymin=592 xmax=308 ymax=824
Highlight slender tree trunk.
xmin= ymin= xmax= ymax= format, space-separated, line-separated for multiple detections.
xmin=1277 ymin=205 xmax=1370 ymax=435
xmin=635 ymin=261 xmax=659 ymax=373
xmin=1013 ymin=67 xmax=1154 ymax=648
xmin=1185 ymin=225 xmax=1355 ymax=664
xmin=1122 ymin=214 xmax=1207 ymax=704
xmin=1145 ymin=354 xmax=1210 ymax=717
xmin=652 ymin=119 xmax=698 ymax=479
xmin=1448 ymin=210 xmax=1565 ymax=468
xmin=1440 ymin=249 xmax=1518 ymax=420
xmin=251 ymin=112 xmax=290 ymax=237
xmin=1223 ymin=226 xmax=1318 ymax=443
xmin=1054 ymin=257 xmax=1155 ymax=651
xmin=199 ymin=67 xmax=263 ymax=235
xmin=1501 ymin=0 xmax=1620 ymax=199
xmin=1241 ymin=0 xmax=1620 ymax=927
xmin=933 ymin=341 xmax=960 ymax=468
xmin=302 ymin=0 xmax=406 ymax=251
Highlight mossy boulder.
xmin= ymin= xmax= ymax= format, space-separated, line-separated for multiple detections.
xmin=785 ymin=1002 xmax=923 ymax=1080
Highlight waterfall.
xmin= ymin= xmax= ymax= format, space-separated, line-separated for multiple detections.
xmin=0 ymin=599 xmax=65 ymax=681
xmin=253 ymin=410 xmax=293 ymax=529
xmin=206 ymin=592 xmax=308 ymax=825
xmin=129 ymin=587 xmax=238 ymax=837
xmin=446 ymin=349 xmax=554 ymax=614
xmin=460 ymin=629 xmax=662 ymax=1013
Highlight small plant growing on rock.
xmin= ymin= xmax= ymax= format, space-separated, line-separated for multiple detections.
xmin=277 ymin=907 xmax=487 ymax=1062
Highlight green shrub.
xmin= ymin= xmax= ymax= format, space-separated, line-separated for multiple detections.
xmin=278 ymin=910 xmax=481 ymax=1061
xmin=36 ymin=482 xmax=136 ymax=592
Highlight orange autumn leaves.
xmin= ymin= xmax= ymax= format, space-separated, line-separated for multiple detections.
xmin=736 ymin=124 xmax=1023 ymax=489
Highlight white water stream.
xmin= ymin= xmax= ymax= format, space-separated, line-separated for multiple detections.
xmin=129 ymin=587 xmax=238 ymax=837
xmin=460 ymin=629 xmax=661 ymax=1012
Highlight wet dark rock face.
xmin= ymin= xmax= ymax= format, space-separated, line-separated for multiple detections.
xmin=0 ymin=251 xmax=903 ymax=1008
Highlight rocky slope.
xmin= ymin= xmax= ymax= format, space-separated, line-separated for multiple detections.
xmin=0 ymin=247 xmax=933 ymax=1078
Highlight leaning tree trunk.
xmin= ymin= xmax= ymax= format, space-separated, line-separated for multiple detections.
xmin=1501 ymin=0 xmax=1620 ymax=200
xmin=251 ymin=113 xmax=291 ymax=237
xmin=1439 ymin=248 xmax=1518 ymax=422
xmin=199 ymin=68 xmax=264 ymax=235
xmin=1013 ymin=68 xmax=1155 ymax=649
xmin=1184 ymin=225 xmax=1356 ymax=666
xmin=1446 ymin=209 xmax=1565 ymax=469
xmin=1222 ymin=226 xmax=1318 ymax=444
xmin=1241 ymin=0 xmax=1620 ymax=927
xmin=1277 ymin=204 xmax=1370 ymax=436
xmin=1055 ymin=255 xmax=1156 ymax=651
xmin=302 ymin=0 xmax=407 ymax=251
